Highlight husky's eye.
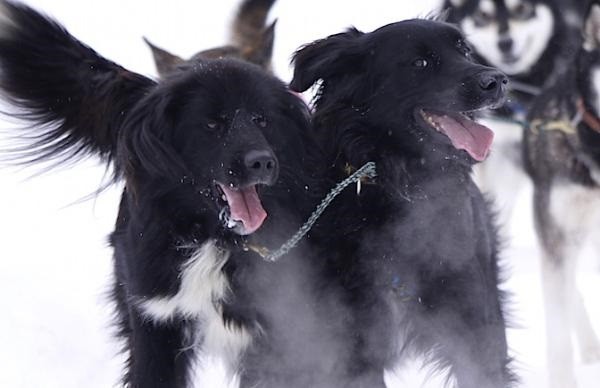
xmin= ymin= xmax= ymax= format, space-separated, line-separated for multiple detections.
xmin=252 ymin=114 xmax=267 ymax=128
xmin=512 ymin=2 xmax=534 ymax=20
xmin=473 ymin=9 xmax=493 ymax=27
xmin=412 ymin=58 xmax=429 ymax=68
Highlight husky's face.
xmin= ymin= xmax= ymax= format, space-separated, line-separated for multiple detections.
xmin=450 ymin=0 xmax=554 ymax=75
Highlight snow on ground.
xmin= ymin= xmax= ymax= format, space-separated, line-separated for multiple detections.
xmin=0 ymin=0 xmax=598 ymax=387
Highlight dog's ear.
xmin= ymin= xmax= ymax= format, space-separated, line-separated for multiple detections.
xmin=428 ymin=9 xmax=450 ymax=22
xmin=447 ymin=0 xmax=466 ymax=7
xmin=143 ymin=37 xmax=185 ymax=77
xmin=121 ymin=93 xmax=187 ymax=182
xmin=584 ymin=2 xmax=600 ymax=51
xmin=290 ymin=28 xmax=365 ymax=93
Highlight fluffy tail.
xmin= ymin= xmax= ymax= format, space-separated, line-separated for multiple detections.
xmin=145 ymin=0 xmax=277 ymax=76
xmin=231 ymin=0 xmax=277 ymax=68
xmin=232 ymin=0 xmax=276 ymax=46
xmin=0 ymin=0 xmax=154 ymax=173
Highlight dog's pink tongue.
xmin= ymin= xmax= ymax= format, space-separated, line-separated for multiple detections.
xmin=220 ymin=184 xmax=267 ymax=235
xmin=432 ymin=113 xmax=494 ymax=161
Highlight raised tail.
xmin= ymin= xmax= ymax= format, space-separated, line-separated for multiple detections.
xmin=145 ymin=0 xmax=277 ymax=76
xmin=230 ymin=0 xmax=277 ymax=68
xmin=0 ymin=0 xmax=154 ymax=175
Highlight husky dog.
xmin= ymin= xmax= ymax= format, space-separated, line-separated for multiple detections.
xmin=445 ymin=0 xmax=581 ymax=80
xmin=443 ymin=0 xmax=582 ymax=220
xmin=523 ymin=2 xmax=600 ymax=387
xmin=144 ymin=0 xmax=277 ymax=76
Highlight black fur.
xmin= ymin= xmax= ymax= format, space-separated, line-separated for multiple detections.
xmin=289 ymin=19 xmax=515 ymax=388
xmin=0 ymin=1 xmax=313 ymax=387
xmin=0 ymin=3 xmax=152 ymax=171
xmin=0 ymin=2 xmax=517 ymax=387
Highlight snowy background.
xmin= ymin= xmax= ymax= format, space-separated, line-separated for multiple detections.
xmin=0 ymin=0 xmax=598 ymax=387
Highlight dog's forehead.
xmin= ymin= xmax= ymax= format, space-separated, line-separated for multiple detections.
xmin=191 ymin=61 xmax=280 ymax=97
xmin=371 ymin=20 xmax=465 ymax=48
xmin=162 ymin=63 xmax=288 ymax=121
xmin=195 ymin=60 xmax=267 ymax=86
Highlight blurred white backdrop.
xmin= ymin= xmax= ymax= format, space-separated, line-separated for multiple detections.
xmin=0 ymin=0 xmax=598 ymax=387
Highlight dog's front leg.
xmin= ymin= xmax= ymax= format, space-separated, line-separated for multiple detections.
xmin=126 ymin=311 xmax=195 ymax=388
xmin=533 ymin=184 xmax=600 ymax=387
xmin=408 ymin=269 xmax=512 ymax=388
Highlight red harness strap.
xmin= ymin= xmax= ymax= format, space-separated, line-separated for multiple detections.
xmin=577 ymin=98 xmax=600 ymax=134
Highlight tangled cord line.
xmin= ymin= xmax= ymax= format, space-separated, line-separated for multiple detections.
xmin=250 ymin=161 xmax=377 ymax=262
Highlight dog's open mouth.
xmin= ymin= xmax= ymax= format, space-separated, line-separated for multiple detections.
xmin=215 ymin=183 xmax=267 ymax=235
xmin=420 ymin=109 xmax=494 ymax=162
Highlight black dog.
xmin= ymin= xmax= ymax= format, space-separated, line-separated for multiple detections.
xmin=0 ymin=1 xmax=313 ymax=387
xmin=523 ymin=2 xmax=600 ymax=386
xmin=289 ymin=17 xmax=515 ymax=388
xmin=144 ymin=0 xmax=277 ymax=77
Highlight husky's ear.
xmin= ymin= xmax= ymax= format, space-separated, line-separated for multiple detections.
xmin=143 ymin=37 xmax=185 ymax=77
xmin=447 ymin=0 xmax=467 ymax=7
xmin=428 ymin=9 xmax=450 ymax=22
xmin=583 ymin=3 xmax=600 ymax=51
xmin=290 ymin=27 xmax=365 ymax=93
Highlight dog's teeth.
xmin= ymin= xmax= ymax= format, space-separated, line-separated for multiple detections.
xmin=222 ymin=195 xmax=227 ymax=201
xmin=425 ymin=116 xmax=442 ymax=131
xmin=356 ymin=179 xmax=362 ymax=195
xmin=219 ymin=208 xmax=227 ymax=222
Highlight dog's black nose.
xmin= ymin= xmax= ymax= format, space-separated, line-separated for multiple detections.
xmin=498 ymin=36 xmax=513 ymax=53
xmin=478 ymin=71 xmax=508 ymax=92
xmin=244 ymin=149 xmax=278 ymax=184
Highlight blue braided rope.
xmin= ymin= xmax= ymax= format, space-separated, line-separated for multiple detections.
xmin=257 ymin=161 xmax=377 ymax=262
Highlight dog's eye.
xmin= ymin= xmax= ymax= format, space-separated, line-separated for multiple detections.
xmin=412 ymin=58 xmax=428 ymax=68
xmin=252 ymin=115 xmax=267 ymax=128
xmin=206 ymin=119 xmax=219 ymax=130
xmin=512 ymin=3 xmax=534 ymax=20
xmin=473 ymin=9 xmax=493 ymax=27
xmin=457 ymin=40 xmax=472 ymax=57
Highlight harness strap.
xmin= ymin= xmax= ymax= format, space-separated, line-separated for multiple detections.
xmin=529 ymin=118 xmax=577 ymax=135
xmin=577 ymin=98 xmax=600 ymax=134
xmin=529 ymin=97 xmax=600 ymax=136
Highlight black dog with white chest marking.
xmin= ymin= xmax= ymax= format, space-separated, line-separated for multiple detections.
xmin=0 ymin=1 xmax=313 ymax=387
xmin=290 ymin=18 xmax=515 ymax=388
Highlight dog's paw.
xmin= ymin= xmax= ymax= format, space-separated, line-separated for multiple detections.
xmin=580 ymin=344 xmax=600 ymax=364
xmin=548 ymin=373 xmax=578 ymax=388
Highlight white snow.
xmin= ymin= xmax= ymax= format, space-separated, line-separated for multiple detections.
xmin=0 ymin=0 xmax=598 ymax=387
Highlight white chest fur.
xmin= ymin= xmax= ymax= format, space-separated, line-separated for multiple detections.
xmin=136 ymin=240 xmax=252 ymax=366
